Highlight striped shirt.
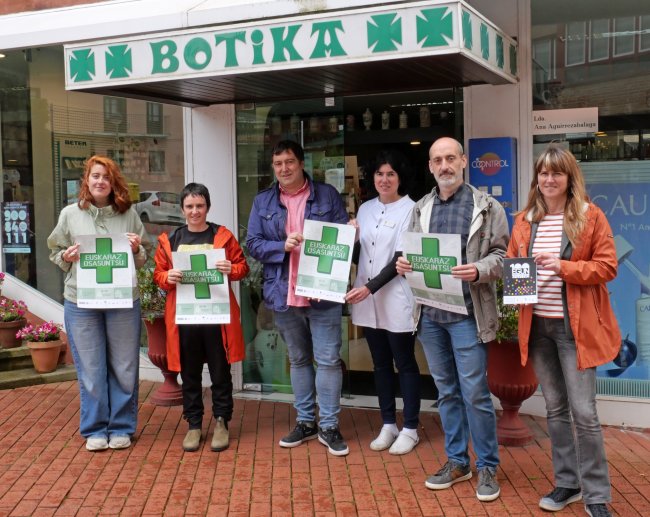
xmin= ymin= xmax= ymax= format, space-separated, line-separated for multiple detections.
xmin=532 ymin=213 xmax=564 ymax=318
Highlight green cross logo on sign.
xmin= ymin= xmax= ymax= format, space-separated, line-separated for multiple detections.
xmin=80 ymin=238 xmax=128 ymax=284
xmin=304 ymin=226 xmax=350 ymax=274
xmin=406 ymin=237 xmax=457 ymax=289
xmin=180 ymin=254 xmax=224 ymax=300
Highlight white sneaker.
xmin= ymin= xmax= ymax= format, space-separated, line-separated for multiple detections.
xmin=108 ymin=435 xmax=131 ymax=449
xmin=389 ymin=431 xmax=419 ymax=455
xmin=86 ymin=437 xmax=108 ymax=451
xmin=370 ymin=427 xmax=398 ymax=451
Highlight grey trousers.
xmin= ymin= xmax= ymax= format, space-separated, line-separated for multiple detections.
xmin=529 ymin=316 xmax=611 ymax=504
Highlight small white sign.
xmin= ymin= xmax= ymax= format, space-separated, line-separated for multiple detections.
xmin=295 ymin=220 xmax=355 ymax=303
xmin=173 ymin=248 xmax=230 ymax=324
xmin=76 ymin=234 xmax=134 ymax=308
xmin=402 ymin=232 xmax=467 ymax=315
xmin=532 ymin=107 xmax=598 ymax=135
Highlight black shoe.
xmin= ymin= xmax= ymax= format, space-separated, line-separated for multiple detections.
xmin=318 ymin=426 xmax=349 ymax=456
xmin=585 ymin=503 xmax=612 ymax=517
xmin=539 ymin=487 xmax=582 ymax=511
xmin=278 ymin=421 xmax=318 ymax=448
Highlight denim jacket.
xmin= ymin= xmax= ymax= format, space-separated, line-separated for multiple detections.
xmin=246 ymin=176 xmax=349 ymax=312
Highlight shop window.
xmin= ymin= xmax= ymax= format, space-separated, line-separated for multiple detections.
xmin=533 ymin=39 xmax=555 ymax=80
xmin=566 ymin=21 xmax=586 ymax=66
xmin=589 ymin=19 xmax=610 ymax=62
xmin=103 ymin=96 xmax=127 ymax=133
xmin=613 ymin=16 xmax=636 ymax=56
xmin=146 ymin=102 xmax=163 ymax=134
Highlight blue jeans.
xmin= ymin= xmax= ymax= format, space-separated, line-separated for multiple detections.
xmin=64 ymin=300 xmax=141 ymax=439
xmin=274 ymin=304 xmax=343 ymax=429
xmin=419 ymin=315 xmax=499 ymax=469
xmin=363 ymin=327 xmax=420 ymax=429
xmin=529 ymin=316 xmax=611 ymax=504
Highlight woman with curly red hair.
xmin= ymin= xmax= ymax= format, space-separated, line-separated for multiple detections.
xmin=47 ymin=155 xmax=149 ymax=452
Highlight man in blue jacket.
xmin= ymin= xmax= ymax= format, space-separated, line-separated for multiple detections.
xmin=247 ymin=140 xmax=350 ymax=456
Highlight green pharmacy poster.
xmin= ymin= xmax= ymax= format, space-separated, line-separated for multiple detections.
xmin=402 ymin=232 xmax=467 ymax=315
xmin=296 ymin=220 xmax=355 ymax=303
xmin=173 ymin=248 xmax=230 ymax=324
xmin=76 ymin=234 xmax=134 ymax=308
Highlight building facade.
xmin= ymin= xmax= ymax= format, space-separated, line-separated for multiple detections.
xmin=1 ymin=0 xmax=649 ymax=426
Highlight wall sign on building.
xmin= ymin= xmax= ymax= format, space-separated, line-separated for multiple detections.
xmin=532 ymin=107 xmax=598 ymax=135
xmin=64 ymin=0 xmax=517 ymax=91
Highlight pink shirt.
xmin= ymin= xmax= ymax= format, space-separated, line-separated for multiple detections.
xmin=280 ymin=180 xmax=310 ymax=307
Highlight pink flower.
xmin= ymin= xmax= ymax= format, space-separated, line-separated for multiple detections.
xmin=16 ymin=321 xmax=62 ymax=342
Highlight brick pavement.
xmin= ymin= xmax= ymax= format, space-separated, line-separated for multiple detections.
xmin=0 ymin=380 xmax=648 ymax=516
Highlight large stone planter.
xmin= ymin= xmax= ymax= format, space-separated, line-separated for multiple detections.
xmin=145 ymin=316 xmax=183 ymax=406
xmin=0 ymin=318 xmax=27 ymax=349
xmin=487 ymin=339 xmax=538 ymax=446
xmin=26 ymin=339 xmax=62 ymax=373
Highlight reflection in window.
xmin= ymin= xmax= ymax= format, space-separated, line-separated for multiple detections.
xmin=149 ymin=150 xmax=165 ymax=174
xmin=533 ymin=39 xmax=555 ymax=80
xmin=103 ymin=97 xmax=127 ymax=133
xmin=614 ymin=16 xmax=635 ymax=56
xmin=641 ymin=16 xmax=650 ymax=52
xmin=566 ymin=21 xmax=586 ymax=66
xmin=147 ymin=102 xmax=164 ymax=134
xmin=589 ymin=19 xmax=610 ymax=61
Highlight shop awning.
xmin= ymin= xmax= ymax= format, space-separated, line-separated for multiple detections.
xmin=64 ymin=1 xmax=518 ymax=107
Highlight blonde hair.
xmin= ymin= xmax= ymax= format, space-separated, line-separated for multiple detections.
xmin=521 ymin=143 xmax=588 ymax=247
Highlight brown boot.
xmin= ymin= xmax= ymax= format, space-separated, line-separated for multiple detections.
xmin=182 ymin=429 xmax=201 ymax=452
xmin=211 ymin=417 xmax=229 ymax=452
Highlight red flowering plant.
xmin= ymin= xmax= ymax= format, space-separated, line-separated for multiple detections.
xmin=0 ymin=271 xmax=5 ymax=286
xmin=16 ymin=321 xmax=62 ymax=343
xmin=0 ymin=298 xmax=27 ymax=322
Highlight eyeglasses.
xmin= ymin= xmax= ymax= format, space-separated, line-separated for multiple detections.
xmin=538 ymin=171 xmax=567 ymax=180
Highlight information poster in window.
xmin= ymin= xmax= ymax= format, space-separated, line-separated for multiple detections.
xmin=1 ymin=201 xmax=31 ymax=254
xmin=76 ymin=234 xmax=134 ymax=308
xmin=173 ymin=248 xmax=230 ymax=324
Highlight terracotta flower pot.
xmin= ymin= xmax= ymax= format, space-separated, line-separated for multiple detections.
xmin=26 ymin=339 xmax=62 ymax=373
xmin=145 ymin=316 xmax=183 ymax=406
xmin=487 ymin=339 xmax=538 ymax=446
xmin=0 ymin=318 xmax=27 ymax=349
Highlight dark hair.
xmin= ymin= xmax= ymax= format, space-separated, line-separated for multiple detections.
xmin=271 ymin=139 xmax=305 ymax=162
xmin=180 ymin=182 xmax=211 ymax=210
xmin=367 ymin=149 xmax=412 ymax=197
xmin=78 ymin=155 xmax=132 ymax=213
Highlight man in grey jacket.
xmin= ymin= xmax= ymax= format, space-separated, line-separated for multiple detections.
xmin=397 ymin=137 xmax=508 ymax=502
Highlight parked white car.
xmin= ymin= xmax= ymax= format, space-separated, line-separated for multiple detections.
xmin=135 ymin=191 xmax=184 ymax=225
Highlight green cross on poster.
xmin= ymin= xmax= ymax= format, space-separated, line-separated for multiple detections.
xmin=79 ymin=237 xmax=128 ymax=284
xmin=304 ymin=226 xmax=350 ymax=274
xmin=406 ymin=237 xmax=457 ymax=289
xmin=180 ymin=254 xmax=224 ymax=299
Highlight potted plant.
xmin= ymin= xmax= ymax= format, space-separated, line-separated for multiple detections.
xmin=137 ymin=260 xmax=182 ymax=406
xmin=17 ymin=321 xmax=63 ymax=373
xmin=487 ymin=280 xmax=538 ymax=446
xmin=0 ymin=271 xmax=5 ymax=297
xmin=0 ymin=298 xmax=28 ymax=348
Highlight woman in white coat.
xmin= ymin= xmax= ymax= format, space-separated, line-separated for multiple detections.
xmin=346 ymin=150 xmax=419 ymax=455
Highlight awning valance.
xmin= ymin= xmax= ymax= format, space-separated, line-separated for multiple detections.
xmin=64 ymin=0 xmax=517 ymax=106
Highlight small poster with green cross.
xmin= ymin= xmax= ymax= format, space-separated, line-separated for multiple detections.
xmin=402 ymin=232 xmax=467 ymax=315
xmin=295 ymin=220 xmax=355 ymax=303
xmin=76 ymin=234 xmax=134 ymax=308
xmin=173 ymin=248 xmax=230 ymax=324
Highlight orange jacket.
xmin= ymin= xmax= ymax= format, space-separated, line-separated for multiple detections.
xmin=153 ymin=224 xmax=250 ymax=372
xmin=507 ymin=203 xmax=621 ymax=369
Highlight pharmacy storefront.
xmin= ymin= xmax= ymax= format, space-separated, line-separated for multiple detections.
xmin=1 ymin=0 xmax=650 ymax=425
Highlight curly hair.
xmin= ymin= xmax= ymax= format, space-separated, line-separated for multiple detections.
xmin=78 ymin=155 xmax=132 ymax=213
xmin=521 ymin=143 xmax=589 ymax=247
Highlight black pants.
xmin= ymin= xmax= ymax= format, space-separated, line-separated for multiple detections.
xmin=179 ymin=324 xmax=232 ymax=429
